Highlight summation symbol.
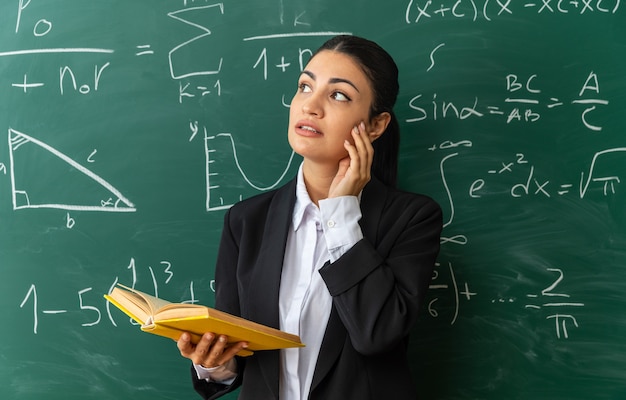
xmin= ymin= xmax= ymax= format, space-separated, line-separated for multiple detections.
xmin=168 ymin=3 xmax=224 ymax=80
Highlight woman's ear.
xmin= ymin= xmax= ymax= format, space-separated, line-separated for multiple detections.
xmin=368 ymin=112 xmax=391 ymax=142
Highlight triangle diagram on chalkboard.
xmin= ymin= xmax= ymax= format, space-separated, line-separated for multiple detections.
xmin=7 ymin=128 xmax=136 ymax=212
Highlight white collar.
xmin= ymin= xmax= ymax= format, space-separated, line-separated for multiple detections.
xmin=292 ymin=163 xmax=317 ymax=232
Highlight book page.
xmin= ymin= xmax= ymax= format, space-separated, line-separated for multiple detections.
xmin=117 ymin=284 xmax=172 ymax=314
xmin=154 ymin=303 xmax=209 ymax=321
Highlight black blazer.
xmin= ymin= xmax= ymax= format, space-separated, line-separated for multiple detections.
xmin=191 ymin=177 xmax=443 ymax=400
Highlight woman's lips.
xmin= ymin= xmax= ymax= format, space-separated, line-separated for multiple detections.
xmin=295 ymin=120 xmax=323 ymax=137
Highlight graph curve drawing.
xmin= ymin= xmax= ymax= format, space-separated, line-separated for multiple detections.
xmin=7 ymin=128 xmax=136 ymax=212
xmin=204 ymin=131 xmax=295 ymax=211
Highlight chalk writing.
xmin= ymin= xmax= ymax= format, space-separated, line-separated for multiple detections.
xmin=0 ymin=48 xmax=114 ymax=57
xmin=167 ymin=4 xmax=225 ymax=80
xmin=179 ymin=80 xmax=221 ymax=103
xmin=59 ymin=63 xmax=110 ymax=95
xmin=431 ymin=142 xmax=624 ymax=241
xmin=18 ymin=258 xmax=207 ymax=334
xmin=405 ymin=0 xmax=621 ymax=24
xmin=16 ymin=0 xmax=53 ymax=35
xmin=427 ymin=43 xmax=446 ymax=72
xmin=428 ymin=261 xmax=477 ymax=325
xmin=436 ymin=151 xmax=471 ymax=246
xmin=7 ymin=128 xmax=136 ymax=213
xmin=135 ymin=44 xmax=154 ymax=56
xmin=1 ymin=0 xmax=620 ymax=369
xmin=252 ymin=47 xmax=313 ymax=80
xmin=202 ymin=126 xmax=295 ymax=211
xmin=11 ymin=74 xmax=42 ymax=92
xmin=407 ymin=71 xmax=610 ymax=131
xmin=7 ymin=62 xmax=110 ymax=95
xmin=525 ymin=268 xmax=585 ymax=339
xmin=464 ymin=148 xmax=626 ymax=199
xmin=4 ymin=0 xmax=114 ymax=99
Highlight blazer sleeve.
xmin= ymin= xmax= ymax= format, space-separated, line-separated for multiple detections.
xmin=190 ymin=364 xmax=244 ymax=400
xmin=319 ymin=192 xmax=443 ymax=356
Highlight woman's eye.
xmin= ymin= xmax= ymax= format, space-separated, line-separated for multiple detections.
xmin=298 ymin=83 xmax=312 ymax=93
xmin=331 ymin=91 xmax=350 ymax=102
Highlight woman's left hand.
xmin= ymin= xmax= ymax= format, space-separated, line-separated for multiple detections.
xmin=329 ymin=121 xmax=374 ymax=198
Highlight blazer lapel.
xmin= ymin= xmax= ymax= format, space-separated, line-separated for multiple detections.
xmin=245 ymin=178 xmax=297 ymax=399
xmin=309 ymin=303 xmax=345 ymax=391
xmin=246 ymin=178 xmax=296 ymax=326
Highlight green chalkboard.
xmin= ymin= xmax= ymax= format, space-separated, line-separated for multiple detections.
xmin=1 ymin=1 xmax=625 ymax=399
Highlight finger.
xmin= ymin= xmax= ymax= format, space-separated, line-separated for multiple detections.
xmin=222 ymin=341 xmax=249 ymax=359
xmin=177 ymin=332 xmax=195 ymax=357
xmin=211 ymin=335 xmax=228 ymax=359
xmin=354 ymin=125 xmax=368 ymax=178
xmin=200 ymin=334 xmax=231 ymax=368
xmin=351 ymin=124 xmax=370 ymax=180
xmin=348 ymin=126 xmax=363 ymax=170
xmin=345 ymin=133 xmax=359 ymax=167
xmin=353 ymin=123 xmax=371 ymax=162
xmin=358 ymin=121 xmax=374 ymax=176
xmin=194 ymin=332 xmax=218 ymax=364
xmin=336 ymin=151 xmax=351 ymax=179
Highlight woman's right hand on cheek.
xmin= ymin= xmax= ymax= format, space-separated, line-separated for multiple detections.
xmin=329 ymin=121 xmax=374 ymax=198
xmin=177 ymin=332 xmax=248 ymax=368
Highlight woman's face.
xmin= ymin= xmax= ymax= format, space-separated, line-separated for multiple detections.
xmin=288 ymin=50 xmax=375 ymax=167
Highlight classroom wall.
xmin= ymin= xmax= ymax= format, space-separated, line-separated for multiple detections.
xmin=1 ymin=1 xmax=625 ymax=399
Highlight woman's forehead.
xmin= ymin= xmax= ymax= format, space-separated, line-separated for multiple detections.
xmin=305 ymin=51 xmax=365 ymax=78
xmin=303 ymin=51 xmax=373 ymax=92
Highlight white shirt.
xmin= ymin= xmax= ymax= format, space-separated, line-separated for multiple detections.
xmin=278 ymin=165 xmax=363 ymax=399
xmin=195 ymin=164 xmax=363 ymax=399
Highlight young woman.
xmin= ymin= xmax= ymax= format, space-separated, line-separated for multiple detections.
xmin=177 ymin=35 xmax=443 ymax=400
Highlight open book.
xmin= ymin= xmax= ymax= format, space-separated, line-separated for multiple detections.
xmin=104 ymin=284 xmax=303 ymax=357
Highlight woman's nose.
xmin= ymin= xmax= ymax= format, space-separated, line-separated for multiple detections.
xmin=302 ymin=94 xmax=323 ymax=117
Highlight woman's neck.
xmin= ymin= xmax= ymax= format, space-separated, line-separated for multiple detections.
xmin=301 ymin=162 xmax=338 ymax=205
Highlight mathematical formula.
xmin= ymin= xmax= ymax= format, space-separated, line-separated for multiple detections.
xmin=4 ymin=0 xmax=620 ymax=347
xmin=428 ymin=262 xmax=584 ymax=339
xmin=18 ymin=258 xmax=213 ymax=334
xmin=405 ymin=0 xmax=621 ymax=24
xmin=433 ymin=144 xmax=625 ymax=202
xmin=428 ymin=261 xmax=477 ymax=325
xmin=407 ymin=72 xmax=610 ymax=131
xmin=524 ymin=267 xmax=584 ymax=339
